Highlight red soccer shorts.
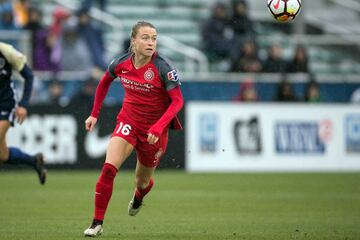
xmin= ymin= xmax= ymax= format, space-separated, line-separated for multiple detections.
xmin=111 ymin=116 xmax=168 ymax=168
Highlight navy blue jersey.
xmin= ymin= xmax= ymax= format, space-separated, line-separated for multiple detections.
xmin=0 ymin=42 xmax=33 ymax=111
xmin=0 ymin=51 xmax=16 ymax=109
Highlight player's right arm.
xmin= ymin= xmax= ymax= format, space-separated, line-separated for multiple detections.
xmin=85 ymin=70 xmax=116 ymax=131
xmin=85 ymin=116 xmax=98 ymax=131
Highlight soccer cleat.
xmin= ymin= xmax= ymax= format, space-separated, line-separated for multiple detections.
xmin=128 ymin=196 xmax=142 ymax=216
xmin=84 ymin=223 xmax=103 ymax=237
xmin=34 ymin=153 xmax=47 ymax=185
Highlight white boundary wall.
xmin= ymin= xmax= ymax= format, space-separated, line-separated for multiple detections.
xmin=186 ymin=102 xmax=360 ymax=172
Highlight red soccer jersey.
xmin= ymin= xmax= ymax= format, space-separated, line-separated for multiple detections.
xmin=92 ymin=52 xmax=182 ymax=133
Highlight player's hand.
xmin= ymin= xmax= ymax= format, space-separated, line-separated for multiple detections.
xmin=147 ymin=133 xmax=159 ymax=145
xmin=15 ymin=106 xmax=27 ymax=125
xmin=85 ymin=116 xmax=97 ymax=131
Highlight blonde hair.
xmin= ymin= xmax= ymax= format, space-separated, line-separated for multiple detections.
xmin=129 ymin=21 xmax=156 ymax=53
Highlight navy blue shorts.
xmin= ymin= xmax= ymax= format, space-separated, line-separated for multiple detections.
xmin=0 ymin=107 xmax=16 ymax=126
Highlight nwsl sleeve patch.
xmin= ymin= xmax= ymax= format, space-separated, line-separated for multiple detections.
xmin=167 ymin=69 xmax=178 ymax=82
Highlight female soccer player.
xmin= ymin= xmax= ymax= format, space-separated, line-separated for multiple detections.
xmin=84 ymin=21 xmax=184 ymax=237
xmin=0 ymin=42 xmax=47 ymax=184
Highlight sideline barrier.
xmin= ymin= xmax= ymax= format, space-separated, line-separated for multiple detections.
xmin=7 ymin=105 xmax=184 ymax=169
xmin=186 ymin=102 xmax=360 ymax=172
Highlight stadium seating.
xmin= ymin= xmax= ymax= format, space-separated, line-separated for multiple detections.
xmin=31 ymin=0 xmax=360 ymax=75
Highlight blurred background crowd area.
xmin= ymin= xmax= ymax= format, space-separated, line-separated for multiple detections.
xmin=1 ymin=0 xmax=360 ymax=106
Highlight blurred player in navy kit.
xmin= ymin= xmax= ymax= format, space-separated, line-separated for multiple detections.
xmin=84 ymin=21 xmax=184 ymax=237
xmin=0 ymin=42 xmax=47 ymax=185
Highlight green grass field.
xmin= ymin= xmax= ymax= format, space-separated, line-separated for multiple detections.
xmin=0 ymin=170 xmax=359 ymax=240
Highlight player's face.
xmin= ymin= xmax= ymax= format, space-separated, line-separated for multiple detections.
xmin=133 ymin=26 xmax=157 ymax=57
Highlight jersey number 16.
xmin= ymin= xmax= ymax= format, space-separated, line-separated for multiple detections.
xmin=116 ymin=122 xmax=132 ymax=135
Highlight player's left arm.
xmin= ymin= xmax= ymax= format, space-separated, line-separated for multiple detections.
xmin=16 ymin=64 xmax=34 ymax=124
xmin=147 ymin=57 xmax=184 ymax=144
xmin=18 ymin=64 xmax=34 ymax=108
xmin=147 ymin=86 xmax=184 ymax=144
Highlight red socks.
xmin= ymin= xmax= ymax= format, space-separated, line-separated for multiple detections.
xmin=94 ymin=163 xmax=118 ymax=221
xmin=93 ymin=164 xmax=154 ymax=221
xmin=135 ymin=178 xmax=154 ymax=201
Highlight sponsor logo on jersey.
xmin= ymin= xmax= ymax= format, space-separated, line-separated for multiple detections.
xmin=275 ymin=121 xmax=332 ymax=154
xmin=233 ymin=116 xmax=262 ymax=155
xmin=345 ymin=114 xmax=360 ymax=153
xmin=120 ymin=77 xmax=154 ymax=92
xmin=199 ymin=113 xmax=218 ymax=152
xmin=144 ymin=68 xmax=154 ymax=81
xmin=167 ymin=69 xmax=178 ymax=82
xmin=0 ymin=58 xmax=5 ymax=68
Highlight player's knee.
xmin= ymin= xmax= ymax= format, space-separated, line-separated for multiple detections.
xmin=135 ymin=176 xmax=150 ymax=189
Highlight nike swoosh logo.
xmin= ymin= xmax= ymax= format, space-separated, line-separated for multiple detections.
xmin=273 ymin=0 xmax=281 ymax=9
xmin=85 ymin=127 xmax=111 ymax=158
xmin=122 ymin=70 xmax=129 ymax=73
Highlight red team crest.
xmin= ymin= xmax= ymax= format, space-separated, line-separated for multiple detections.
xmin=144 ymin=68 xmax=154 ymax=81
